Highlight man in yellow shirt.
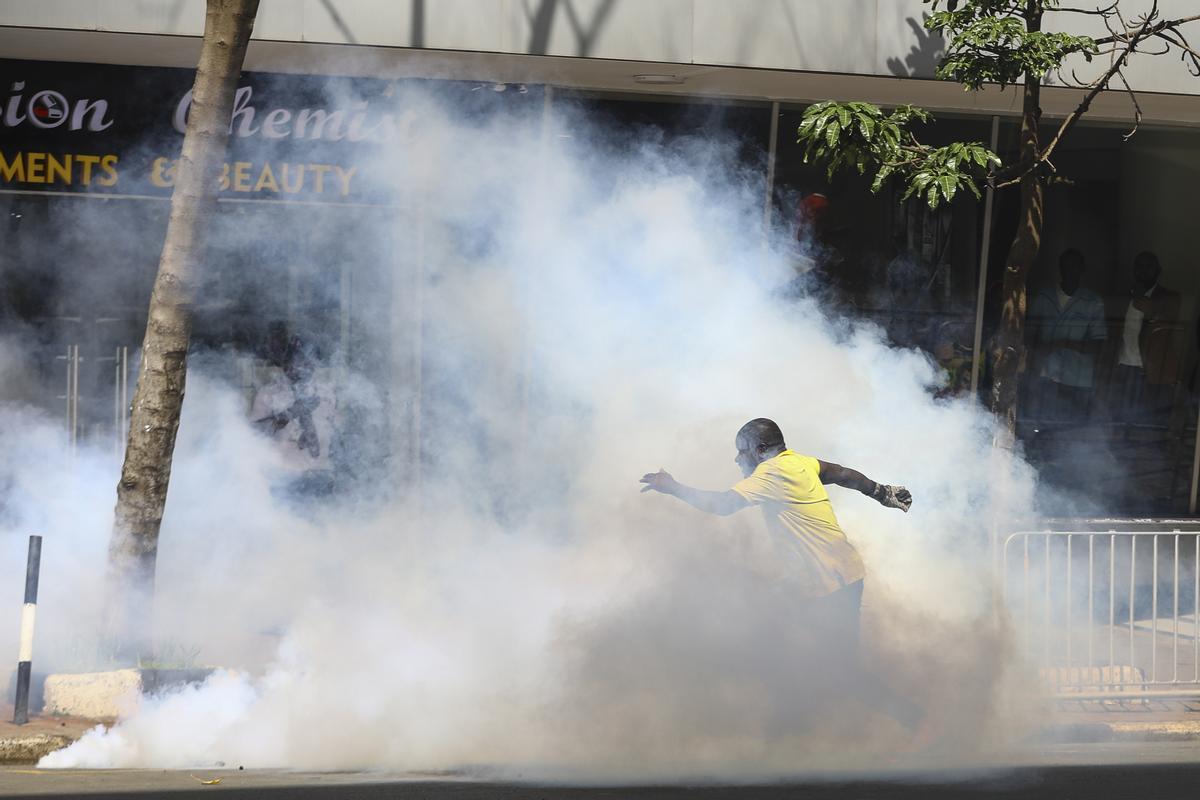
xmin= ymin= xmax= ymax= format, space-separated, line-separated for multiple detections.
xmin=640 ymin=417 xmax=921 ymax=733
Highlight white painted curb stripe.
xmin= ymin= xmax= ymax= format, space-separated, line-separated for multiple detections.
xmin=18 ymin=602 xmax=36 ymax=662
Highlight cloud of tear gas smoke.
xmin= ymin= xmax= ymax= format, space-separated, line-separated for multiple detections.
xmin=5 ymin=80 xmax=1047 ymax=778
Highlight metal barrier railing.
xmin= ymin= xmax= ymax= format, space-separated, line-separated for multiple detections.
xmin=1002 ymin=530 xmax=1200 ymax=699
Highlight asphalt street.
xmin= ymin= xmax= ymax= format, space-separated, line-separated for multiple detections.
xmin=1 ymin=743 xmax=1199 ymax=799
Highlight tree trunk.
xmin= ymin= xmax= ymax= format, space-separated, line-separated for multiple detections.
xmin=989 ymin=5 xmax=1046 ymax=444
xmin=108 ymin=0 xmax=260 ymax=648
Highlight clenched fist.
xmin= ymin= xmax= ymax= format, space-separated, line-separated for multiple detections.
xmin=872 ymin=483 xmax=913 ymax=512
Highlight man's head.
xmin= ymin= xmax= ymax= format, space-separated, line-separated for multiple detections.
xmin=735 ymin=418 xmax=786 ymax=477
xmin=1133 ymin=251 xmax=1161 ymax=290
xmin=1058 ymin=249 xmax=1085 ymax=295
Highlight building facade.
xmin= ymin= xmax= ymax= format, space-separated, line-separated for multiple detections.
xmin=1 ymin=1 xmax=1199 ymax=514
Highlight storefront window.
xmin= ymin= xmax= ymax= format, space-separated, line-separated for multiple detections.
xmin=554 ymin=90 xmax=772 ymax=192
xmin=0 ymin=193 xmax=161 ymax=442
xmin=4 ymin=53 xmax=1199 ymax=518
xmin=998 ymin=123 xmax=1200 ymax=516
xmin=772 ymin=107 xmax=995 ymax=400
xmin=0 ymin=191 xmax=395 ymax=465
xmin=0 ymin=58 xmax=433 ymax=495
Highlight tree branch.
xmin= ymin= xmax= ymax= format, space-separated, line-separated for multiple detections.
xmin=1040 ymin=2 xmax=1158 ymax=164
xmin=1051 ymin=2 xmax=1120 ymax=17
xmin=1091 ymin=12 xmax=1200 ymax=47
xmin=1154 ymin=28 xmax=1200 ymax=75
xmin=1114 ymin=69 xmax=1142 ymax=141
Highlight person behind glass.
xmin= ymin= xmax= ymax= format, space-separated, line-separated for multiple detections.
xmin=882 ymin=233 xmax=935 ymax=352
xmin=1115 ymin=252 xmax=1181 ymax=423
xmin=781 ymin=193 xmax=849 ymax=305
xmin=252 ymin=322 xmax=337 ymax=501
xmin=796 ymin=193 xmax=842 ymax=270
xmin=1027 ymin=249 xmax=1107 ymax=422
xmin=640 ymin=418 xmax=934 ymax=746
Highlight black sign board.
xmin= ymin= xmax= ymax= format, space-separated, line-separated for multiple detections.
xmin=0 ymin=58 xmax=542 ymax=205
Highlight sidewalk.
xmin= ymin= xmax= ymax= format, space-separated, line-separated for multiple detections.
xmin=1040 ymin=697 xmax=1200 ymax=743
xmin=0 ymin=707 xmax=107 ymax=764
xmin=1 ymin=701 xmax=1199 ymax=765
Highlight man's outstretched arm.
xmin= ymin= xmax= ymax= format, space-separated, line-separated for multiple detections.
xmin=817 ymin=460 xmax=913 ymax=512
xmin=639 ymin=470 xmax=749 ymax=516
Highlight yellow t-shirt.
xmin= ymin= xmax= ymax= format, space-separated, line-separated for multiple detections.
xmin=731 ymin=450 xmax=866 ymax=597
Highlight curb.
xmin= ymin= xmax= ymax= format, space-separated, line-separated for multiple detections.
xmin=0 ymin=734 xmax=74 ymax=764
xmin=1042 ymin=721 xmax=1200 ymax=743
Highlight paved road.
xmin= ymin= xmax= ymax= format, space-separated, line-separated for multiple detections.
xmin=1 ymin=744 xmax=1199 ymax=799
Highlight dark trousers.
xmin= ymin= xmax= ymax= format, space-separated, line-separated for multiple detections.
xmin=1113 ymin=364 xmax=1171 ymax=424
xmin=1030 ymin=378 xmax=1092 ymax=423
xmin=807 ymin=580 xmax=922 ymax=730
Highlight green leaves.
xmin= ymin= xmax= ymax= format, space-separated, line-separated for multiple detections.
xmin=796 ymin=102 xmax=1001 ymax=210
xmin=899 ymin=143 xmax=1000 ymax=208
xmin=797 ymin=5 xmax=1036 ymax=209
xmin=797 ymin=102 xmax=897 ymax=189
xmin=925 ymin=1 xmax=1098 ymax=89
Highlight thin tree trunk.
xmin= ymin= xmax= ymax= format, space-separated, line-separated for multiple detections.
xmin=990 ymin=4 xmax=1046 ymax=444
xmin=989 ymin=80 xmax=1044 ymax=439
xmin=108 ymin=0 xmax=260 ymax=648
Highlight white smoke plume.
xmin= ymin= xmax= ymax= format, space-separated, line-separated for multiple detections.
xmin=1 ymin=82 xmax=1044 ymax=778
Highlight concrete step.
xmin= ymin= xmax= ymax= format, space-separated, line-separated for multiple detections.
xmin=43 ymin=668 xmax=214 ymax=718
